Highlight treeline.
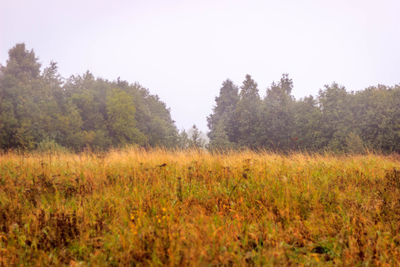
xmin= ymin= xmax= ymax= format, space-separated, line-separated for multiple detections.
xmin=207 ymin=74 xmax=400 ymax=153
xmin=0 ymin=44 xmax=179 ymax=150
xmin=1 ymin=44 xmax=400 ymax=153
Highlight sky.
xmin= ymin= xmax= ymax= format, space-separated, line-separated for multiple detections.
xmin=1 ymin=0 xmax=399 ymax=132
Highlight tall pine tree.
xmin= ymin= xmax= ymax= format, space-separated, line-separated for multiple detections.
xmin=261 ymin=74 xmax=295 ymax=151
xmin=207 ymin=79 xmax=239 ymax=149
xmin=235 ymin=74 xmax=261 ymax=148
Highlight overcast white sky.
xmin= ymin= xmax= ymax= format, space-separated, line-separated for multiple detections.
xmin=1 ymin=0 xmax=399 ymax=132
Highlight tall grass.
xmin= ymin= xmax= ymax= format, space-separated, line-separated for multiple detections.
xmin=0 ymin=148 xmax=399 ymax=265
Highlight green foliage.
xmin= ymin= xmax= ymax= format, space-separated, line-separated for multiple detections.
xmin=177 ymin=130 xmax=190 ymax=149
xmin=187 ymin=125 xmax=206 ymax=148
xmin=0 ymin=43 xmax=43 ymax=149
xmin=0 ymin=43 xmax=178 ymax=151
xmin=208 ymin=119 xmax=235 ymax=151
xmin=292 ymin=96 xmax=321 ymax=151
xmin=235 ymin=75 xmax=262 ymax=148
xmin=1 ymin=43 xmax=400 ymax=153
xmin=208 ymin=75 xmax=400 ymax=153
xmin=36 ymin=138 xmax=69 ymax=153
xmin=318 ymin=83 xmax=352 ymax=151
xmin=345 ymin=132 xmax=365 ymax=154
xmin=262 ymin=74 xmax=295 ymax=151
xmin=207 ymin=79 xmax=239 ymax=148
xmin=107 ymin=88 xmax=142 ymax=146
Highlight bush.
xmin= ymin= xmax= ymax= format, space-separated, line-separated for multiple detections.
xmin=36 ymin=138 xmax=69 ymax=153
xmin=345 ymin=132 xmax=366 ymax=154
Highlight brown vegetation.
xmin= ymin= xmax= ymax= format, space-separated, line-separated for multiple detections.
xmin=0 ymin=148 xmax=399 ymax=265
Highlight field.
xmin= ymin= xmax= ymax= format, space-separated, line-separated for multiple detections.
xmin=0 ymin=149 xmax=399 ymax=266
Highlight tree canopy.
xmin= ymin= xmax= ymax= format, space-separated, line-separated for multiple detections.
xmin=208 ymin=74 xmax=400 ymax=153
xmin=1 ymin=43 xmax=399 ymax=153
xmin=0 ymin=44 xmax=178 ymax=151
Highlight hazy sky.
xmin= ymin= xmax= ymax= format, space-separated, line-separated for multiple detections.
xmin=1 ymin=0 xmax=399 ymax=132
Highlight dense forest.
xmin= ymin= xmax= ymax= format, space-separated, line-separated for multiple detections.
xmin=0 ymin=44 xmax=180 ymax=150
xmin=208 ymin=75 xmax=400 ymax=153
xmin=1 ymin=44 xmax=399 ymax=152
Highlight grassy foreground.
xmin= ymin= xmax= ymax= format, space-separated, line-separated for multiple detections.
xmin=0 ymin=149 xmax=399 ymax=266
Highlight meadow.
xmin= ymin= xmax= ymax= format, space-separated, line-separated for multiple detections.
xmin=0 ymin=148 xmax=399 ymax=266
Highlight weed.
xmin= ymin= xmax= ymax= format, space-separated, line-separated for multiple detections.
xmin=0 ymin=149 xmax=399 ymax=265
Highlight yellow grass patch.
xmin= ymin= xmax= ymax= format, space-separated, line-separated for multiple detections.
xmin=0 ymin=149 xmax=399 ymax=265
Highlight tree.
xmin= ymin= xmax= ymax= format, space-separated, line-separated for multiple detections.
xmin=207 ymin=79 xmax=239 ymax=148
xmin=292 ymin=96 xmax=321 ymax=151
xmin=65 ymin=72 xmax=113 ymax=149
xmin=0 ymin=43 xmax=180 ymax=151
xmin=345 ymin=132 xmax=365 ymax=154
xmin=128 ymin=85 xmax=178 ymax=148
xmin=352 ymin=85 xmax=400 ymax=152
xmin=177 ymin=130 xmax=190 ymax=149
xmin=318 ymin=82 xmax=352 ymax=151
xmin=261 ymin=74 xmax=295 ymax=151
xmin=234 ymin=74 xmax=262 ymax=148
xmin=208 ymin=119 xmax=234 ymax=150
xmin=0 ymin=43 xmax=42 ymax=149
xmin=106 ymin=88 xmax=145 ymax=146
xmin=188 ymin=125 xmax=206 ymax=148
xmin=2 ymin=43 xmax=41 ymax=79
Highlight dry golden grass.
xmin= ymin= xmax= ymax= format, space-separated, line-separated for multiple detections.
xmin=0 ymin=148 xmax=399 ymax=265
